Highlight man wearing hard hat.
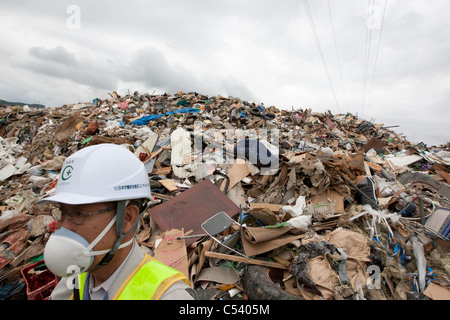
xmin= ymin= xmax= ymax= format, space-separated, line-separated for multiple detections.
xmin=38 ymin=143 xmax=195 ymax=300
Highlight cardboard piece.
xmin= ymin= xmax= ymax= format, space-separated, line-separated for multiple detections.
xmin=153 ymin=228 xmax=189 ymax=278
xmin=297 ymin=229 xmax=371 ymax=300
xmin=309 ymin=189 xmax=346 ymax=215
xmin=324 ymin=229 xmax=371 ymax=262
xmin=246 ymin=161 xmax=260 ymax=176
xmin=288 ymin=153 xmax=308 ymax=164
xmin=189 ymin=238 xmax=214 ymax=285
xmin=250 ymin=208 xmax=279 ymax=226
xmin=220 ymin=163 xmax=250 ymax=192
xmin=241 ymin=225 xmax=304 ymax=256
xmin=226 ymin=183 xmax=247 ymax=208
xmin=363 ymin=137 xmax=386 ymax=153
xmin=298 ymin=257 xmax=367 ymax=300
xmin=423 ymin=282 xmax=450 ymax=300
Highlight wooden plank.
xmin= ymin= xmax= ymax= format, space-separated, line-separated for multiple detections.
xmin=436 ymin=169 xmax=450 ymax=185
xmin=151 ymin=192 xmax=173 ymax=201
xmin=159 ymin=179 xmax=178 ymax=192
xmin=204 ymin=251 xmax=289 ymax=270
xmin=150 ymin=166 xmax=172 ymax=175
xmin=365 ymin=161 xmax=382 ymax=172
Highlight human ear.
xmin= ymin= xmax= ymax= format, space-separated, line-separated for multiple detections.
xmin=123 ymin=204 xmax=140 ymax=234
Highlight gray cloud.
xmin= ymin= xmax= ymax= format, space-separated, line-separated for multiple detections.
xmin=29 ymin=46 xmax=77 ymax=66
xmin=0 ymin=0 xmax=449 ymax=146
xmin=18 ymin=45 xmax=257 ymax=103
xmin=123 ymin=47 xmax=199 ymax=92
xmin=20 ymin=46 xmax=118 ymax=90
xmin=122 ymin=46 xmax=256 ymax=101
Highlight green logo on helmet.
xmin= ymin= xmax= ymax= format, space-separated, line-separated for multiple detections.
xmin=61 ymin=165 xmax=74 ymax=181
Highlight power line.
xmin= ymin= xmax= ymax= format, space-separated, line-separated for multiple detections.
xmin=352 ymin=0 xmax=358 ymax=114
xmin=327 ymin=0 xmax=348 ymax=112
xmin=361 ymin=0 xmax=375 ymax=118
xmin=303 ymin=0 xmax=341 ymax=114
xmin=366 ymin=0 xmax=388 ymax=117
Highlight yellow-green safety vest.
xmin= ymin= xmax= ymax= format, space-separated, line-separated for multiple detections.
xmin=72 ymin=254 xmax=190 ymax=300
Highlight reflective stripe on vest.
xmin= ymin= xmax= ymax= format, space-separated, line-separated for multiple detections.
xmin=74 ymin=254 xmax=190 ymax=300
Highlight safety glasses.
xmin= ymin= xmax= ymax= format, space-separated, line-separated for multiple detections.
xmin=50 ymin=205 xmax=116 ymax=225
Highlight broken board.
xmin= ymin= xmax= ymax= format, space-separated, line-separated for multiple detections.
xmin=149 ymin=179 xmax=240 ymax=246
xmin=159 ymin=179 xmax=178 ymax=192
xmin=134 ymin=131 xmax=159 ymax=158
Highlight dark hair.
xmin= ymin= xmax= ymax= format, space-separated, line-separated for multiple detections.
xmin=127 ymin=198 xmax=149 ymax=213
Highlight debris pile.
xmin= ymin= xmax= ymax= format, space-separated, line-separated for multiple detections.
xmin=1 ymin=90 xmax=449 ymax=300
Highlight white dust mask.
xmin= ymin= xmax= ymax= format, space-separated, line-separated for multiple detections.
xmin=43 ymin=215 xmax=133 ymax=277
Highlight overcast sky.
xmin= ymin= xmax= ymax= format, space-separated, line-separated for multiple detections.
xmin=1 ymin=1 xmax=449 ymax=146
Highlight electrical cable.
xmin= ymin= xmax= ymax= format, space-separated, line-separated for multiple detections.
xmin=303 ymin=0 xmax=341 ymax=114
xmin=362 ymin=0 xmax=375 ymax=118
xmin=352 ymin=0 xmax=358 ymax=114
xmin=366 ymin=0 xmax=388 ymax=118
xmin=328 ymin=0 xmax=348 ymax=111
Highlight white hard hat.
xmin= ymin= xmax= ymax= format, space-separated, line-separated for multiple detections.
xmin=38 ymin=143 xmax=151 ymax=205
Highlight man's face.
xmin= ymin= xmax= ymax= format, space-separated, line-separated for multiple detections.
xmin=59 ymin=202 xmax=117 ymax=268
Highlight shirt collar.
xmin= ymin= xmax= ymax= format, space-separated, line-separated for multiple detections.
xmin=88 ymin=240 xmax=136 ymax=300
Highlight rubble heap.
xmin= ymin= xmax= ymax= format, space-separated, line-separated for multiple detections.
xmin=1 ymin=90 xmax=449 ymax=300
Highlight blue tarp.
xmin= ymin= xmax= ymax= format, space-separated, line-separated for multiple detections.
xmin=131 ymin=107 xmax=201 ymax=126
